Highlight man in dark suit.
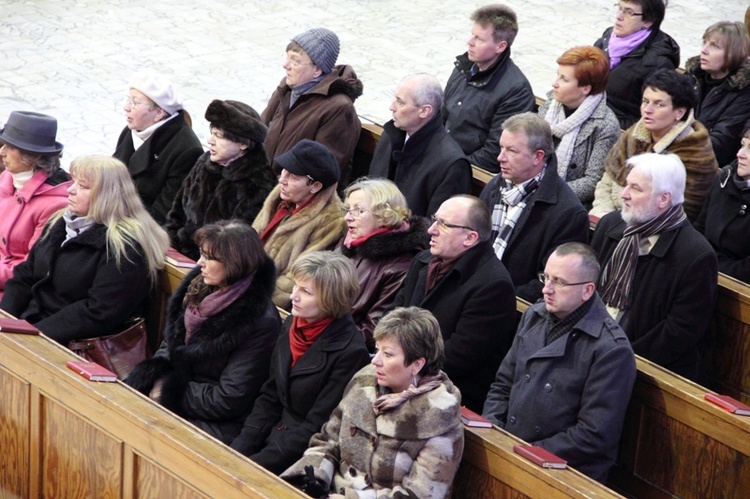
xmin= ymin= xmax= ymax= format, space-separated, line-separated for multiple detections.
xmin=480 ymin=112 xmax=589 ymax=302
xmin=590 ymin=152 xmax=718 ymax=380
xmin=393 ymin=195 xmax=516 ymax=412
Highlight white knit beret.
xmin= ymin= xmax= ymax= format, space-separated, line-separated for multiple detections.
xmin=128 ymin=72 xmax=184 ymax=115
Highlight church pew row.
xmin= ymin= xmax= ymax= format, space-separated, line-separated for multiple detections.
xmin=0 ymin=316 xmax=305 ymax=498
xmin=353 ymin=120 xmax=750 ymax=406
xmin=516 ymin=297 xmax=750 ymax=499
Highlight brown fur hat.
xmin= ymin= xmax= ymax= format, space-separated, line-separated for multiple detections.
xmin=204 ymin=99 xmax=267 ymax=143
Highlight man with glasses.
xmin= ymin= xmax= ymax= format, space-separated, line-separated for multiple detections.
xmin=480 ymin=113 xmax=589 ymax=302
xmin=393 ymin=195 xmax=516 ymax=412
xmin=483 ymin=242 xmax=636 ymax=483
xmin=590 ymin=153 xmax=717 ymax=381
xmin=368 ymin=74 xmax=471 ymax=216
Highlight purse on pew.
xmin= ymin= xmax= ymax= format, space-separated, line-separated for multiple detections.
xmin=67 ymin=318 xmax=150 ymax=380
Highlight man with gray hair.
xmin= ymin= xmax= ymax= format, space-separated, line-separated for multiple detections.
xmin=480 ymin=112 xmax=589 ymax=302
xmin=368 ymin=74 xmax=471 ymax=216
xmin=590 ymin=152 xmax=718 ymax=380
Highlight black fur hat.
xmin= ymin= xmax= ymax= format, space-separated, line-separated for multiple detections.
xmin=204 ymin=99 xmax=267 ymax=143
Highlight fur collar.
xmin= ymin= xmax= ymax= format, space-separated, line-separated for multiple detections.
xmin=344 ymin=365 xmax=461 ymax=440
xmin=254 ymin=183 xmax=343 ymax=235
xmin=630 ymin=109 xmax=696 ymax=153
xmin=686 ymin=55 xmax=750 ymax=91
xmin=163 ymin=255 xmax=277 ymax=361
xmin=340 ymin=215 xmax=428 ymax=260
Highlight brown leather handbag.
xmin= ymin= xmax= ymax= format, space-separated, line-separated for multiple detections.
xmin=68 ymin=318 xmax=151 ymax=379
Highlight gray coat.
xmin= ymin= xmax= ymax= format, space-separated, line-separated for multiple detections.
xmin=538 ymin=92 xmax=621 ymax=208
xmin=483 ymin=295 xmax=636 ymax=483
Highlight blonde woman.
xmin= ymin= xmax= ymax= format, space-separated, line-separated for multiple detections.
xmin=1 ymin=155 xmax=169 ymax=343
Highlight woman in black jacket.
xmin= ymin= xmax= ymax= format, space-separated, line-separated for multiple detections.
xmin=230 ymin=251 xmax=370 ymax=475
xmin=0 ymin=155 xmax=169 ymax=343
xmin=594 ymin=0 xmax=680 ymax=129
xmin=685 ymin=21 xmax=750 ymax=166
xmin=126 ymin=220 xmax=281 ymax=444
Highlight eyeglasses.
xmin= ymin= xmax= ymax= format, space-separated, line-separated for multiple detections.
xmin=430 ymin=215 xmax=475 ymax=232
xmin=342 ymin=207 xmax=369 ymax=217
xmin=123 ymin=97 xmax=150 ymax=109
xmin=283 ymin=54 xmax=315 ymax=68
xmin=613 ymin=3 xmax=643 ymax=18
xmin=538 ymin=272 xmax=591 ymax=289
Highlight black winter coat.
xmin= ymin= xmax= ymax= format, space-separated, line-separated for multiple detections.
xmin=591 ymin=212 xmax=718 ymax=380
xmin=686 ymin=56 xmax=750 ymax=166
xmin=0 ymin=220 xmax=150 ymax=343
xmin=595 ymin=27 xmax=680 ymax=129
xmin=165 ymin=149 xmax=276 ymax=260
xmin=113 ymin=111 xmax=204 ymax=224
xmin=393 ymin=241 xmax=517 ymax=413
xmin=443 ymin=49 xmax=535 ymax=172
xmin=479 ymin=155 xmax=590 ymax=302
xmin=695 ymin=163 xmax=750 ymax=283
xmin=338 ymin=215 xmax=429 ymax=350
xmin=230 ymin=313 xmax=369 ymax=474
xmin=369 ymin=113 xmax=471 ymax=217
xmin=125 ymin=259 xmax=281 ymax=444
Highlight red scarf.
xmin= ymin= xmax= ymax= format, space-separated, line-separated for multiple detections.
xmin=260 ymin=196 xmax=316 ymax=243
xmin=289 ymin=316 xmax=334 ymax=367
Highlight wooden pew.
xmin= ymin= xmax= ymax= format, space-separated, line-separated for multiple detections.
xmin=0 ymin=322 xmax=305 ymax=498
xmin=703 ymin=273 xmax=750 ymax=405
xmin=453 ymin=425 xmax=623 ymax=498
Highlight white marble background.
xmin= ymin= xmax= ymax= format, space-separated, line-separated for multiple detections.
xmin=0 ymin=0 xmax=745 ymax=168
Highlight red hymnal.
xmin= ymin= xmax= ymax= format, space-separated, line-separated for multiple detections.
xmin=704 ymin=393 xmax=750 ymax=416
xmin=513 ymin=445 xmax=568 ymax=469
xmin=66 ymin=361 xmax=118 ymax=382
xmin=460 ymin=406 xmax=493 ymax=428
xmin=0 ymin=317 xmax=39 ymax=335
xmin=165 ymin=247 xmax=197 ymax=268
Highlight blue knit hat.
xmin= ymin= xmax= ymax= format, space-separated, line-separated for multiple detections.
xmin=291 ymin=28 xmax=340 ymax=74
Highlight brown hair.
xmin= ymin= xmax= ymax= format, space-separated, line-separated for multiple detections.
xmin=471 ymin=4 xmax=519 ymax=45
xmin=291 ymin=251 xmax=359 ymax=318
xmin=194 ymin=220 xmax=266 ymax=286
xmin=556 ymin=46 xmax=610 ymax=95
xmin=703 ymin=21 xmax=750 ymax=75
xmin=373 ymin=307 xmax=445 ymax=376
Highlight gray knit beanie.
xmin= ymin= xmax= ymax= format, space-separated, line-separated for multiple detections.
xmin=291 ymin=28 xmax=340 ymax=74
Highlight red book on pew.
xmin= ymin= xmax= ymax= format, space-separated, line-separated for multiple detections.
xmin=0 ymin=317 xmax=39 ymax=335
xmin=165 ymin=247 xmax=197 ymax=268
xmin=513 ymin=445 xmax=568 ymax=469
xmin=704 ymin=393 xmax=750 ymax=416
xmin=461 ymin=406 xmax=493 ymax=428
xmin=66 ymin=361 xmax=118 ymax=382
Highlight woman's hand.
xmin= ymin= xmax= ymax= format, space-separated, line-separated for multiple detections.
xmin=149 ymin=378 xmax=166 ymax=401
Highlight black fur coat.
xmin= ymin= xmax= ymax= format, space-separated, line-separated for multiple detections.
xmin=165 ymin=148 xmax=276 ymax=260
xmin=125 ymin=256 xmax=281 ymax=444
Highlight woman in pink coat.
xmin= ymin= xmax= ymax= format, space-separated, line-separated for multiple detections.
xmin=0 ymin=111 xmax=71 ymax=294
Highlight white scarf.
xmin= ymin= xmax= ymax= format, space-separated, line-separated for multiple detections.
xmin=544 ymin=93 xmax=604 ymax=179
xmin=131 ymin=111 xmax=179 ymax=150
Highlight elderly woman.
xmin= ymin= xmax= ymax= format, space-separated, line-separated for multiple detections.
xmin=230 ymin=251 xmax=370 ymax=475
xmin=594 ymin=0 xmax=680 ymax=129
xmin=591 ymin=69 xmax=718 ymax=222
xmin=695 ymin=128 xmax=750 ymax=283
xmin=338 ymin=178 xmax=427 ymax=351
xmin=685 ymin=21 xmax=750 ymax=166
xmin=281 ymin=307 xmax=464 ymax=499
xmin=165 ymin=100 xmax=276 ymax=260
xmin=253 ymin=139 xmax=347 ymax=309
xmin=0 ymin=111 xmax=71 ymax=294
xmin=113 ymin=72 xmax=203 ymax=223
xmin=538 ymin=46 xmax=621 ymax=207
xmin=0 ymin=155 xmax=169 ymax=343
xmin=263 ymin=28 xmax=363 ymax=187
xmin=126 ymin=220 xmax=280 ymax=443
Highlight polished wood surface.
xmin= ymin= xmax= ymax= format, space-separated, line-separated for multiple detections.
xmin=0 ymin=321 xmax=305 ymax=498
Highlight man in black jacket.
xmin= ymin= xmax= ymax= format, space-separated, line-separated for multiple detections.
xmin=368 ymin=74 xmax=471 ymax=217
xmin=393 ymin=195 xmax=516 ymax=413
xmin=443 ymin=4 xmax=535 ymax=172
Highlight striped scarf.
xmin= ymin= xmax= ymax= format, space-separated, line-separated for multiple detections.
xmin=600 ymin=204 xmax=686 ymax=310
xmin=491 ymin=170 xmax=544 ymax=259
